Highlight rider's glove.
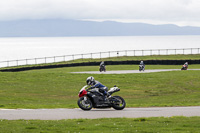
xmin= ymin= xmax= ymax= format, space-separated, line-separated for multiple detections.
xmin=87 ymin=86 xmax=94 ymax=91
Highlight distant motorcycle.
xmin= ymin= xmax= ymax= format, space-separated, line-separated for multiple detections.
xmin=77 ymin=85 xmax=126 ymax=111
xmin=181 ymin=64 xmax=188 ymax=70
xmin=99 ymin=65 xmax=106 ymax=72
xmin=139 ymin=65 xmax=145 ymax=71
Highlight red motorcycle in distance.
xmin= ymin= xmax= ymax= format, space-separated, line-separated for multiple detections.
xmin=181 ymin=64 xmax=188 ymax=70
xmin=77 ymin=85 xmax=126 ymax=111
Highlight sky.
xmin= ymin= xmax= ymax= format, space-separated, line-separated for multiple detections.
xmin=0 ymin=0 xmax=200 ymax=26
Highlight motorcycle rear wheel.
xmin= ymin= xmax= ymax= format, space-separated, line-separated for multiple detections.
xmin=77 ymin=97 xmax=93 ymax=111
xmin=111 ymin=96 xmax=126 ymax=110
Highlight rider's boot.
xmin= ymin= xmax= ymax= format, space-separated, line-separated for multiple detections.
xmin=103 ymin=91 xmax=111 ymax=102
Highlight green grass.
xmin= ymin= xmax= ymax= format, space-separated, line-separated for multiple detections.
xmin=61 ymin=54 xmax=200 ymax=64
xmin=78 ymin=54 xmax=200 ymax=62
xmin=0 ymin=117 xmax=200 ymax=133
xmin=0 ymin=64 xmax=200 ymax=109
xmin=1 ymin=54 xmax=200 ymax=70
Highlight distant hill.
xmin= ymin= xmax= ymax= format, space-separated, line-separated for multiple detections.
xmin=0 ymin=19 xmax=200 ymax=37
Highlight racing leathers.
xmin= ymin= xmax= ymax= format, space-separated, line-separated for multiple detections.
xmin=87 ymin=80 xmax=109 ymax=100
xmin=100 ymin=61 xmax=104 ymax=67
xmin=184 ymin=62 xmax=188 ymax=68
xmin=139 ymin=61 xmax=145 ymax=70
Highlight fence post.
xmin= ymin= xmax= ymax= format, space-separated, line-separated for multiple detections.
xmin=16 ymin=60 xmax=18 ymax=66
xmin=125 ymin=50 xmax=127 ymax=56
xmin=183 ymin=49 xmax=184 ymax=55
xmin=151 ymin=50 xmax=152 ymax=56
xmin=7 ymin=61 xmax=9 ymax=67
xmin=191 ymin=48 xmax=192 ymax=54
xmin=100 ymin=52 xmax=101 ymax=59
xmin=35 ymin=58 xmax=37 ymax=64
xmin=166 ymin=49 xmax=168 ymax=55
xmin=175 ymin=49 xmax=176 ymax=55
xmin=82 ymin=54 xmax=83 ymax=61
xmin=133 ymin=50 xmax=135 ymax=56
xmin=26 ymin=59 xmax=28 ymax=65
xmin=91 ymin=53 xmax=92 ymax=59
xmin=72 ymin=55 xmax=74 ymax=61
xmin=142 ymin=50 xmax=144 ymax=56
xmin=45 ymin=57 xmax=46 ymax=63
xmin=109 ymin=51 xmax=110 ymax=58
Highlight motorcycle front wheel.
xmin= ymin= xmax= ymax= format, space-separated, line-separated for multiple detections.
xmin=111 ymin=96 xmax=126 ymax=110
xmin=77 ymin=97 xmax=93 ymax=111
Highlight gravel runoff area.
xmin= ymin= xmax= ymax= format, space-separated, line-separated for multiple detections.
xmin=71 ymin=69 xmax=200 ymax=74
xmin=0 ymin=106 xmax=200 ymax=120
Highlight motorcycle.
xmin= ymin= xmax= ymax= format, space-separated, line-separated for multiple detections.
xmin=99 ymin=65 xmax=106 ymax=72
xmin=181 ymin=64 xmax=188 ymax=70
xmin=139 ymin=65 xmax=145 ymax=71
xmin=77 ymin=85 xmax=126 ymax=111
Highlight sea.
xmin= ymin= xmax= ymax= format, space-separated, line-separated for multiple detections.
xmin=0 ymin=36 xmax=200 ymax=67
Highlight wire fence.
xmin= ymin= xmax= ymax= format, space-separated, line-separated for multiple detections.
xmin=0 ymin=48 xmax=199 ymax=68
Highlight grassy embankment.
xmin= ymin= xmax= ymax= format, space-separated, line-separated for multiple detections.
xmin=72 ymin=54 xmax=200 ymax=63
xmin=0 ymin=64 xmax=200 ymax=108
xmin=0 ymin=55 xmax=200 ymax=132
xmin=0 ymin=117 xmax=200 ymax=133
xmin=0 ymin=54 xmax=200 ymax=109
xmin=1 ymin=54 xmax=200 ymax=70
xmin=0 ymin=54 xmax=200 ymax=108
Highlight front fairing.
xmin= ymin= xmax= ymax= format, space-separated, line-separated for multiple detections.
xmin=78 ymin=85 xmax=88 ymax=97
xmin=79 ymin=85 xmax=88 ymax=92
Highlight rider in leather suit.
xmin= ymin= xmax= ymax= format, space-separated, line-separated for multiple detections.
xmin=140 ymin=60 xmax=145 ymax=70
xmin=86 ymin=76 xmax=110 ymax=101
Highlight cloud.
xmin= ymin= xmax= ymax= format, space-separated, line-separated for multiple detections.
xmin=0 ymin=0 xmax=200 ymax=26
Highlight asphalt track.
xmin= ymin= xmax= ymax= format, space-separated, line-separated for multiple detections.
xmin=71 ymin=69 xmax=200 ymax=74
xmin=0 ymin=106 xmax=200 ymax=120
